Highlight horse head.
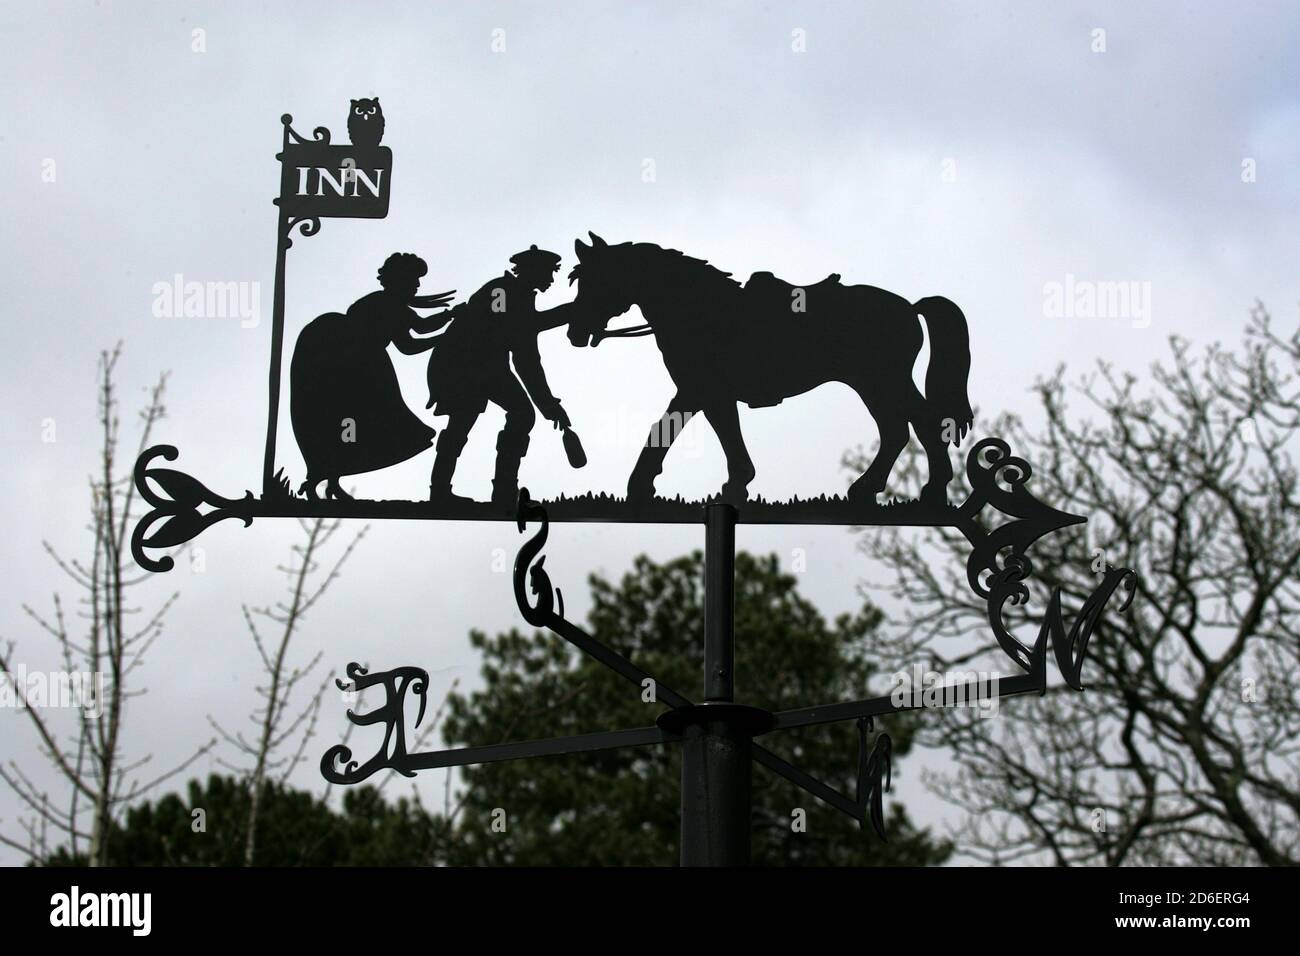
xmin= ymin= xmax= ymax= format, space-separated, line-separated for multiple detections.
xmin=567 ymin=232 xmax=636 ymax=347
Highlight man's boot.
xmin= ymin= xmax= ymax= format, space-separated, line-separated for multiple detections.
xmin=429 ymin=424 xmax=474 ymax=505
xmin=490 ymin=430 xmax=529 ymax=508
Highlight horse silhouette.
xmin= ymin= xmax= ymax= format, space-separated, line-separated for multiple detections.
xmin=565 ymin=233 xmax=972 ymax=506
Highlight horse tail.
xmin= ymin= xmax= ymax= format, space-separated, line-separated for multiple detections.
xmin=914 ymin=296 xmax=973 ymax=444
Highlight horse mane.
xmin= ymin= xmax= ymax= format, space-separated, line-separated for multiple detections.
xmin=624 ymin=242 xmax=742 ymax=295
xmin=569 ymin=240 xmax=743 ymax=297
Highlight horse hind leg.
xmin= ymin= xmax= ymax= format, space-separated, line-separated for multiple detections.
xmin=906 ymin=384 xmax=955 ymax=506
xmin=326 ymin=477 xmax=355 ymax=501
xmin=848 ymin=391 xmax=910 ymax=505
xmin=701 ymin=400 xmax=755 ymax=503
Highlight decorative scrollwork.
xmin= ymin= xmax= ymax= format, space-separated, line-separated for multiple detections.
xmin=514 ymin=487 xmax=564 ymax=625
xmin=854 ymin=717 xmax=892 ymax=840
xmin=306 ymin=454 xmax=1137 ymax=846
xmin=987 ymin=564 xmax=1139 ymax=682
xmin=984 ymin=552 xmax=1037 ymax=673
xmin=1043 ymin=566 xmax=1138 ymax=690
xmin=958 ymin=437 xmax=1087 ymax=600
xmin=130 ymin=445 xmax=255 ymax=572
xmin=930 ymin=437 xmax=1142 ymax=681
xmin=966 ymin=435 xmax=1032 ymax=492
xmin=320 ymin=662 xmax=430 ymax=785
xmin=283 ymin=215 xmax=322 ymax=248
xmin=281 ymin=113 xmax=331 ymax=146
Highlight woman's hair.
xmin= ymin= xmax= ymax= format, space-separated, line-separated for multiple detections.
xmin=377 ymin=252 xmax=428 ymax=289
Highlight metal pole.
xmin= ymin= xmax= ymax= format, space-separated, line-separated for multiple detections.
xmin=263 ymin=218 xmax=288 ymax=497
xmin=675 ymin=502 xmax=757 ymax=866
xmin=263 ymin=116 xmax=293 ymax=498
xmin=704 ymin=503 xmax=736 ymax=702
xmin=679 ymin=716 xmax=751 ymax=866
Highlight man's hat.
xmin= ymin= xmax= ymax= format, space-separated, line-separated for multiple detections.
xmin=510 ymin=244 xmax=562 ymax=271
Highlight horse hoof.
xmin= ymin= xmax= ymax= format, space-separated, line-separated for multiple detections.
xmin=719 ymin=484 xmax=749 ymax=504
xmin=847 ymin=485 xmax=882 ymax=506
xmin=919 ymin=487 xmax=949 ymax=509
xmin=626 ymin=481 xmax=656 ymax=502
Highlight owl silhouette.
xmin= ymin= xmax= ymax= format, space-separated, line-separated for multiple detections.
xmin=347 ymin=98 xmax=385 ymax=147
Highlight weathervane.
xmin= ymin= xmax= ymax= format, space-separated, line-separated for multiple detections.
xmin=130 ymin=104 xmax=1136 ymax=864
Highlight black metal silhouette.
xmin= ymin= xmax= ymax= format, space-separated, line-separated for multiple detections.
xmin=130 ymin=103 xmax=1141 ymax=865
xmin=565 ymin=232 xmax=972 ymax=506
xmin=856 ymin=718 xmax=892 ymax=840
xmin=425 ymin=245 xmax=585 ymax=507
xmin=318 ymin=487 xmax=1136 ymax=859
xmin=321 ymin=663 xmax=427 ymax=783
xmin=347 ymin=98 xmax=384 ymax=147
xmin=266 ymin=113 xmax=395 ymax=501
xmin=131 ymin=446 xmax=255 ymax=574
xmin=131 ymin=436 xmax=1087 ymax=575
xmin=290 ymin=253 xmax=455 ymax=500
xmin=139 ymin=106 xmax=1006 ymax=558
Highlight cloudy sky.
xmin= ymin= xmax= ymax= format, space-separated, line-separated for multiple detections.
xmin=1 ymin=1 xmax=1297 ymax=863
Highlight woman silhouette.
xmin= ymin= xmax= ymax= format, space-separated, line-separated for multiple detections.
xmin=290 ymin=253 xmax=454 ymax=500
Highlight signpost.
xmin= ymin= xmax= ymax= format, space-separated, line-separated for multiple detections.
xmin=130 ymin=104 xmax=1136 ymax=866
xmin=264 ymin=114 xmax=393 ymax=498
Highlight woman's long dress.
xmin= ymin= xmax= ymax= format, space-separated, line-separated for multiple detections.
xmin=290 ymin=291 xmax=436 ymax=483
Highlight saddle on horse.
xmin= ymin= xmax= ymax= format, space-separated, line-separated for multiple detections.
xmin=729 ymin=271 xmax=851 ymax=408
xmin=742 ymin=270 xmax=846 ymax=315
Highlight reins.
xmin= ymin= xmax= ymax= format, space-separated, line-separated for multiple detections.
xmin=592 ymin=323 xmax=654 ymax=342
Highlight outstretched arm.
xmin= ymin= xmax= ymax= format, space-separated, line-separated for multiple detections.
xmin=513 ymin=334 xmax=556 ymax=408
xmin=533 ymin=300 xmax=583 ymax=333
xmin=513 ymin=334 xmax=568 ymax=426
xmin=392 ymin=306 xmax=454 ymax=354
xmin=408 ymin=307 xmax=455 ymax=336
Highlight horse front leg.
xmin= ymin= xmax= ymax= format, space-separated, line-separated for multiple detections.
xmin=702 ymin=401 xmax=755 ymax=504
xmin=627 ymin=391 xmax=698 ymax=501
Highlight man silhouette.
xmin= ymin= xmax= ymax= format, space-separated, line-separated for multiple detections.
xmin=426 ymin=245 xmax=576 ymax=506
